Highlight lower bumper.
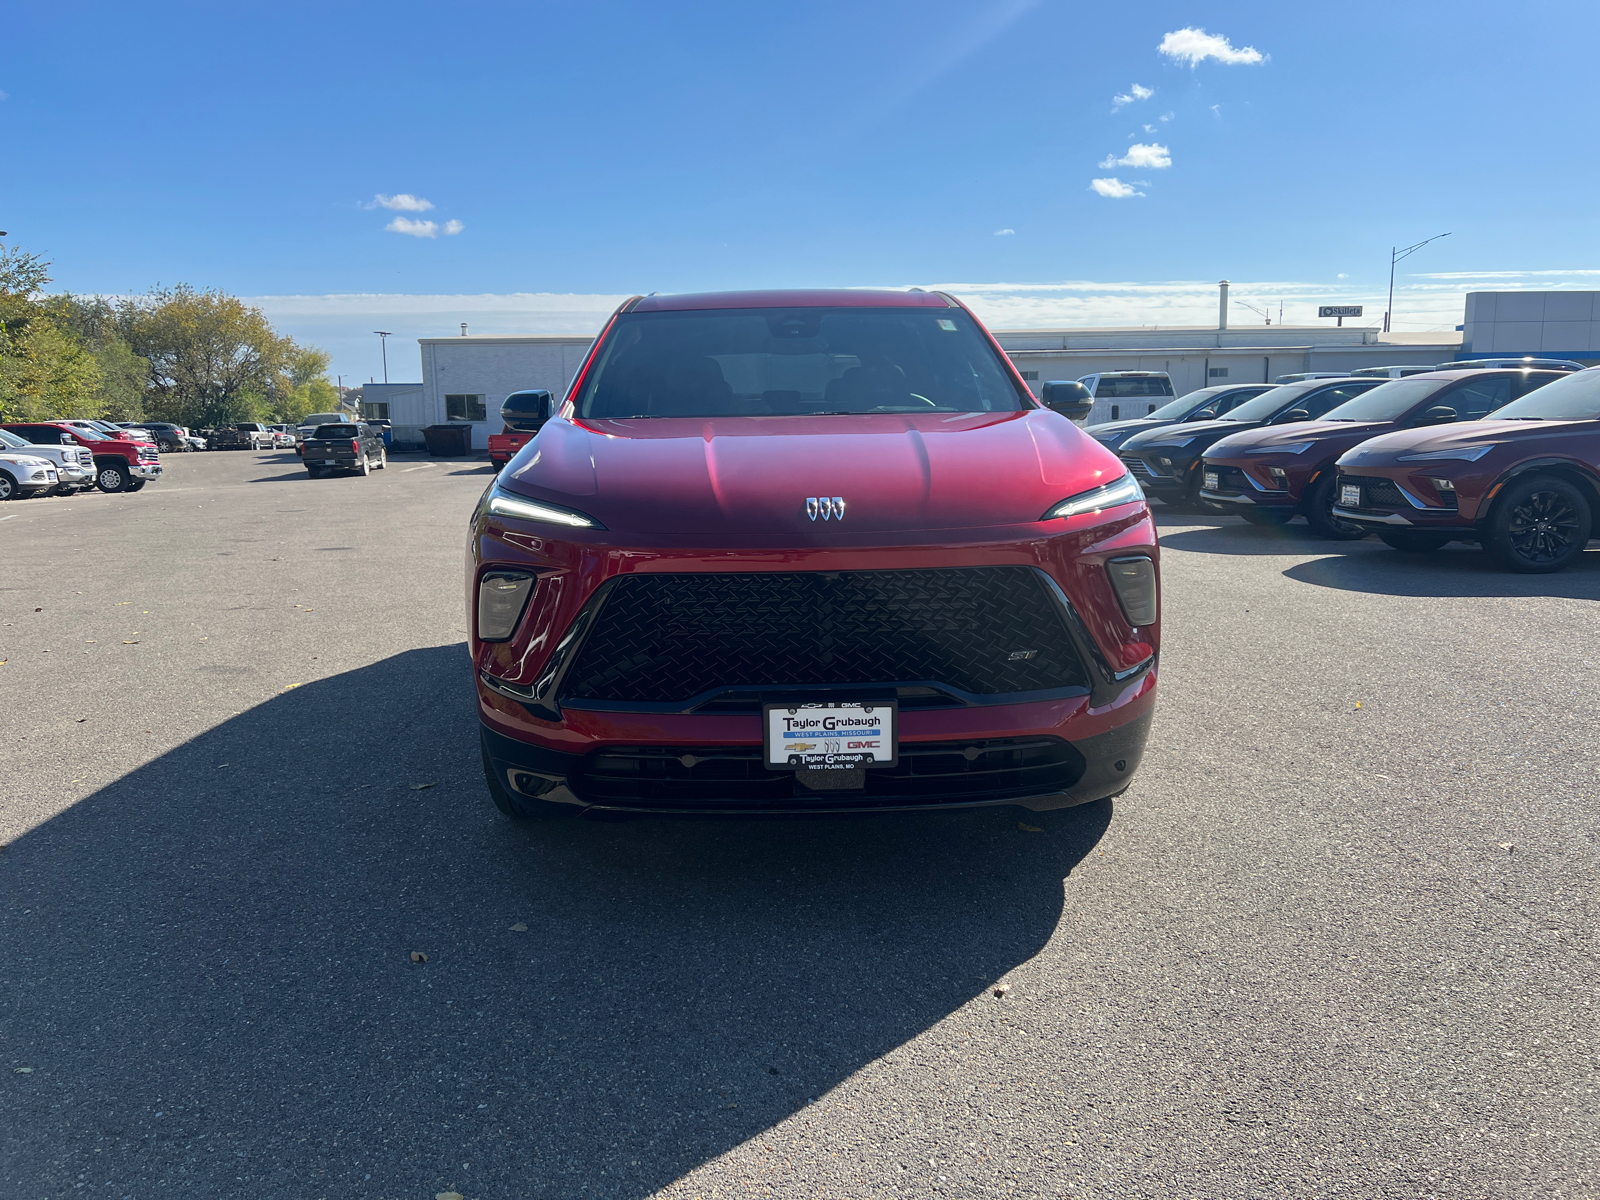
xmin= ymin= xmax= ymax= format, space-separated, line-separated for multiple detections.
xmin=480 ymin=698 xmax=1154 ymax=816
xmin=132 ymin=464 xmax=163 ymax=480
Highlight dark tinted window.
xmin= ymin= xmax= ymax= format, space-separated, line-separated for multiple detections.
xmin=1512 ymin=371 xmax=1564 ymax=398
xmin=1270 ymin=383 xmax=1377 ymax=422
xmin=1216 ymin=387 xmax=1271 ymax=414
xmin=1096 ymin=376 xmax=1173 ymax=398
xmin=312 ymin=425 xmax=360 ymax=439
xmin=1143 ymin=386 xmax=1231 ymax=421
xmin=574 ymin=307 xmax=1026 ymax=419
xmin=1436 ymin=376 xmax=1512 ymax=421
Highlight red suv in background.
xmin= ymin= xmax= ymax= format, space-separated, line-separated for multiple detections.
xmin=1333 ymin=366 xmax=1600 ymax=571
xmin=470 ymin=289 xmax=1158 ymax=818
xmin=1198 ymin=369 xmax=1564 ymax=538
xmin=1 ymin=421 xmax=164 ymax=492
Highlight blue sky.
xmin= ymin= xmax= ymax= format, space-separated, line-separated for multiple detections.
xmin=5 ymin=0 xmax=1599 ymax=382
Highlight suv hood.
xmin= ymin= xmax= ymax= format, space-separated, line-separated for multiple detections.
xmin=1209 ymin=419 xmax=1392 ymax=457
xmin=1338 ymin=419 xmax=1577 ymax=465
xmin=503 ymin=411 xmax=1128 ymax=535
xmin=1087 ymin=416 xmax=1182 ymax=440
xmin=1122 ymin=416 xmax=1268 ymax=451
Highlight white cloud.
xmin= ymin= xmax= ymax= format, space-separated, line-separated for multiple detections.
xmin=386 ymin=217 xmax=441 ymax=238
xmin=1159 ymin=111 xmax=1174 ymax=122
xmin=1158 ymin=27 xmax=1265 ymax=67
xmin=1143 ymin=124 xmax=1157 ymax=133
xmin=994 ymin=228 xmax=1015 ymax=236
xmin=442 ymin=219 xmax=465 ymax=236
xmin=0 ymin=91 xmax=9 ymax=102
xmin=367 ymin=193 xmax=435 ymax=212
xmin=1090 ymin=178 xmax=1144 ymax=199
xmin=1210 ymin=104 xmax=1222 ymax=117
xmin=1111 ymin=83 xmax=1153 ymax=110
xmin=1337 ymin=273 xmax=1349 ymax=279
xmin=1098 ymin=143 xmax=1171 ymax=170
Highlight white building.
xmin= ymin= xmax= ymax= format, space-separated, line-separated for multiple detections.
xmin=409 ymin=335 xmax=595 ymax=450
xmin=1461 ymin=292 xmax=1600 ymax=362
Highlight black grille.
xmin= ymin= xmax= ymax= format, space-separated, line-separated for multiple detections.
xmin=569 ymin=736 xmax=1086 ymax=809
xmin=1339 ymin=474 xmax=1408 ymax=510
xmin=563 ymin=568 xmax=1088 ymax=705
xmin=1120 ymin=455 xmax=1158 ymax=480
xmin=1208 ymin=466 xmax=1251 ymax=493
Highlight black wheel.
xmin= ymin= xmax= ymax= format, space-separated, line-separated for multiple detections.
xmin=158 ymin=439 xmax=179 ymax=454
xmin=1240 ymin=508 xmax=1292 ymax=527
xmin=1304 ymin=469 xmax=1369 ymax=540
xmin=0 ymin=470 xmax=17 ymax=501
xmin=96 ymin=462 xmax=128 ymax=492
xmin=1379 ymin=531 xmax=1452 ymax=552
xmin=126 ymin=479 xmax=147 ymax=492
xmin=1485 ymin=475 xmax=1592 ymax=573
xmin=306 ymin=466 xmax=324 ymax=479
xmin=481 ymin=730 xmax=574 ymax=820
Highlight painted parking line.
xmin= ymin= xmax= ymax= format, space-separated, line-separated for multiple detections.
xmin=402 ymin=463 xmax=436 ymax=472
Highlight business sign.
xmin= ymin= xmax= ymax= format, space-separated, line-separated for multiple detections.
xmin=1318 ymin=305 xmax=1363 ymax=318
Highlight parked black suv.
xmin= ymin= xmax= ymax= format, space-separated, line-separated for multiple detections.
xmin=1119 ymin=377 xmax=1385 ymax=508
xmin=304 ymin=422 xmax=387 ymax=478
xmin=1086 ymin=383 xmax=1278 ymax=453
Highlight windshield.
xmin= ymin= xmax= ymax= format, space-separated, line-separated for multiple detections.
xmin=1146 ymin=386 xmax=1228 ymax=421
xmin=1224 ymin=382 xmax=1328 ymax=422
xmin=301 ymin=413 xmax=344 ymax=427
xmin=574 ymin=307 xmax=1026 ymax=419
xmin=67 ymin=425 xmax=110 ymax=440
xmin=313 ymin=425 xmax=359 ymax=438
xmin=0 ymin=429 xmax=29 ymax=449
xmin=1491 ymin=368 xmax=1600 ymax=421
xmin=1322 ymin=378 xmax=1445 ymax=422
xmin=1094 ymin=376 xmax=1172 ymax=398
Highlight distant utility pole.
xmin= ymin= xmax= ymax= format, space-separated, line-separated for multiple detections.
xmin=372 ymin=331 xmax=392 ymax=382
xmin=1385 ymin=233 xmax=1451 ymax=333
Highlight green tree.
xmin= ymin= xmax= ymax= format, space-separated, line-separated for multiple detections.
xmin=0 ymin=248 xmax=107 ymax=422
xmin=44 ymin=295 xmax=150 ymax=420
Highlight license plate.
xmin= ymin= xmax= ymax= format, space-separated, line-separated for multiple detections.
xmin=1340 ymin=484 xmax=1361 ymax=507
xmin=1203 ymin=471 xmax=1219 ymax=490
xmin=764 ymin=701 xmax=898 ymax=771
xmin=322 ymin=460 xmax=338 ymax=465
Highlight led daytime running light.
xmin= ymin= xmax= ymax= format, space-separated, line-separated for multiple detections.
xmin=1042 ymin=472 xmax=1144 ymax=521
xmin=487 ymin=487 xmax=603 ymax=528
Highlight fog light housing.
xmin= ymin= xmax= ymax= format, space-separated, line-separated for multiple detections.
xmin=1106 ymin=556 xmax=1158 ymax=627
xmin=477 ymin=571 xmax=535 ymax=641
xmin=1431 ymin=478 xmax=1455 ymax=491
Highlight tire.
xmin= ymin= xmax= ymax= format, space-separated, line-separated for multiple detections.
xmin=96 ymin=462 xmax=129 ymax=492
xmin=1379 ymin=531 xmax=1452 ymax=552
xmin=1240 ymin=508 xmax=1292 ymax=527
xmin=376 ymin=447 xmax=387 ymax=470
xmin=1484 ymin=475 xmax=1592 ymax=573
xmin=126 ymin=479 xmax=147 ymax=492
xmin=306 ymin=466 xmax=324 ymax=479
xmin=481 ymin=731 xmax=574 ymax=820
xmin=1304 ymin=469 xmax=1369 ymax=540
xmin=358 ymin=453 xmax=371 ymax=477
xmin=0 ymin=471 xmax=19 ymax=500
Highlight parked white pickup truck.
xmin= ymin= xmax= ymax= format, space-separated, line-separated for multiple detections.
xmin=0 ymin=428 xmax=93 ymax=495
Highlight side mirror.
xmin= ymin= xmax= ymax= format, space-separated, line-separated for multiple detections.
xmin=1282 ymin=408 xmax=1312 ymax=422
xmin=1042 ymin=381 xmax=1093 ymax=420
xmin=1421 ymin=405 xmax=1457 ymax=425
xmin=1189 ymin=409 xmax=1217 ymax=421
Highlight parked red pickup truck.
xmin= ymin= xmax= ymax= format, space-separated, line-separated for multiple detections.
xmin=1 ymin=421 xmax=163 ymax=492
xmin=486 ymin=390 xmax=555 ymax=468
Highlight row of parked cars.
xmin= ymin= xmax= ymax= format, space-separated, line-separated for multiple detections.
xmin=0 ymin=419 xmax=165 ymax=499
xmin=1084 ymin=358 xmax=1600 ymax=574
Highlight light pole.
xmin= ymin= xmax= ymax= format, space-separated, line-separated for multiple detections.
xmin=1384 ymin=233 xmax=1451 ymax=333
xmin=373 ymin=331 xmax=393 ymax=384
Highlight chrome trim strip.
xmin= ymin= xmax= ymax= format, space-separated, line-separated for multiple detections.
xmin=1332 ymin=505 xmax=1412 ymax=526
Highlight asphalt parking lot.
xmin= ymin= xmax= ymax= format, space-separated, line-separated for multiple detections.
xmin=2 ymin=449 xmax=1596 ymax=1200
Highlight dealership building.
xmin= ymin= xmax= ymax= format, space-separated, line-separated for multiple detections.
xmin=372 ymin=289 xmax=1594 ymax=445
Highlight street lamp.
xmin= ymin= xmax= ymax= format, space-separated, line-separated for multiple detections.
xmin=1384 ymin=233 xmax=1451 ymax=333
xmin=372 ymin=331 xmax=392 ymax=382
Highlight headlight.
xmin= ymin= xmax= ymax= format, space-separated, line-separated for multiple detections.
xmin=1259 ymin=441 xmax=1314 ymax=456
xmin=485 ymin=485 xmax=605 ymax=529
xmin=1091 ymin=432 xmax=1127 ymax=448
xmin=1041 ymin=472 xmax=1144 ymax=520
xmin=1396 ymin=445 xmax=1493 ymax=462
xmin=477 ymin=571 xmax=536 ymax=641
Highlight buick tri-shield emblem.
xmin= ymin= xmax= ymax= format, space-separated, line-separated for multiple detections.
xmin=806 ymin=496 xmax=846 ymax=521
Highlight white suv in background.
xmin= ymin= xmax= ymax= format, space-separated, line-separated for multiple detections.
xmin=0 ymin=427 xmax=94 ymax=494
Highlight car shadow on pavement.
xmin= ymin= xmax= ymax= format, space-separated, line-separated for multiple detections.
xmin=1283 ymin=544 xmax=1600 ymax=599
xmin=0 ymin=644 xmax=1108 ymax=1200
xmin=1156 ymin=520 xmax=1335 ymax=556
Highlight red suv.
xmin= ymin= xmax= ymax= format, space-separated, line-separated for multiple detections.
xmin=1 ymin=421 xmax=163 ymax=492
xmin=1199 ymin=369 xmax=1564 ymax=537
xmin=1334 ymin=366 xmax=1600 ymax=571
xmin=468 ymin=290 xmax=1159 ymax=817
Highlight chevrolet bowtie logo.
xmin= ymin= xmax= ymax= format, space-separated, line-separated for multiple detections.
xmin=806 ymin=496 xmax=846 ymax=521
